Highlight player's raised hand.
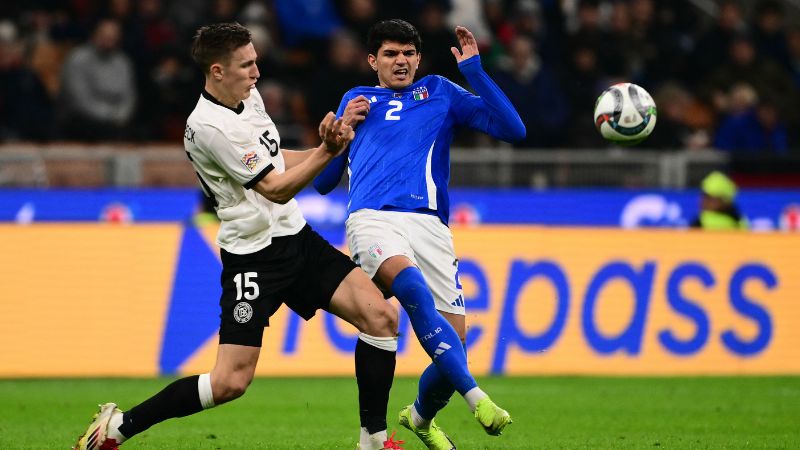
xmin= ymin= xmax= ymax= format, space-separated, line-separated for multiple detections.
xmin=450 ymin=26 xmax=479 ymax=63
xmin=319 ymin=112 xmax=354 ymax=156
xmin=341 ymin=95 xmax=370 ymax=128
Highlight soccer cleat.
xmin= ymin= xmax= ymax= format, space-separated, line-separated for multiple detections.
xmin=356 ymin=430 xmax=405 ymax=450
xmin=398 ymin=405 xmax=456 ymax=450
xmin=73 ymin=403 xmax=122 ymax=450
xmin=382 ymin=430 xmax=405 ymax=449
xmin=473 ymin=397 xmax=512 ymax=436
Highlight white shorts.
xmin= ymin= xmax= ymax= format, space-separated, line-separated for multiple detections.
xmin=346 ymin=209 xmax=465 ymax=315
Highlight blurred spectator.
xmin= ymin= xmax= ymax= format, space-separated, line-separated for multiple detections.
xmin=644 ymin=82 xmax=711 ymax=150
xmin=336 ymin=0 xmax=378 ymax=44
xmin=703 ymin=33 xmax=798 ymax=131
xmin=752 ymin=0 xmax=790 ymax=68
xmin=416 ymin=1 xmax=461 ymax=83
xmin=561 ymin=39 xmax=606 ymax=147
xmin=690 ymin=171 xmax=748 ymax=230
xmin=691 ymin=0 xmax=746 ymax=83
xmin=788 ymin=27 xmax=800 ymax=87
xmin=275 ymin=0 xmax=341 ymax=48
xmin=58 ymin=19 xmax=136 ymax=141
xmin=306 ymin=30 xmax=372 ymax=125
xmin=492 ymin=34 xmax=569 ymax=148
xmin=147 ymin=48 xmax=201 ymax=141
xmin=208 ymin=0 xmax=239 ymax=24
xmin=713 ymin=84 xmax=788 ymax=154
xmin=258 ymin=80 xmax=305 ymax=148
xmin=447 ymin=0 xmax=492 ymax=48
xmin=0 ymin=0 xmax=797 ymax=154
xmin=0 ymin=20 xmax=54 ymax=141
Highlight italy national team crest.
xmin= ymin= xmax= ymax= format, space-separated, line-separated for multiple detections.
xmin=241 ymin=150 xmax=259 ymax=172
xmin=368 ymin=243 xmax=384 ymax=259
xmin=413 ymin=86 xmax=429 ymax=100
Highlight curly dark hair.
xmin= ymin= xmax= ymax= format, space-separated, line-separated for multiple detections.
xmin=191 ymin=22 xmax=252 ymax=74
xmin=367 ymin=19 xmax=422 ymax=55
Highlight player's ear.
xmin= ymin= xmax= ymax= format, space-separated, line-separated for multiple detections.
xmin=367 ymin=54 xmax=377 ymax=71
xmin=209 ymin=63 xmax=223 ymax=80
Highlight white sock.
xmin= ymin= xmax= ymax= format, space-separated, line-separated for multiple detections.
xmin=198 ymin=373 xmax=215 ymax=409
xmin=357 ymin=332 xmax=399 ymax=352
xmin=359 ymin=427 xmax=387 ymax=450
xmin=410 ymin=404 xmax=431 ymax=429
xmin=464 ymin=387 xmax=488 ymax=412
xmin=106 ymin=411 xmax=127 ymax=444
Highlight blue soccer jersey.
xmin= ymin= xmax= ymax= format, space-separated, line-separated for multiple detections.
xmin=315 ymin=55 xmax=524 ymax=225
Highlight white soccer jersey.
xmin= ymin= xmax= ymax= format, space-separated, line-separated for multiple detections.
xmin=184 ymin=87 xmax=305 ymax=254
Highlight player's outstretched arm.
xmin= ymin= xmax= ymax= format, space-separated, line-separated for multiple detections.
xmin=254 ymin=112 xmax=353 ymax=204
xmin=450 ymin=26 xmax=479 ymax=63
xmin=450 ymin=26 xmax=525 ymax=142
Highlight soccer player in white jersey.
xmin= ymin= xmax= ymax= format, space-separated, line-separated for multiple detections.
xmin=74 ymin=23 xmax=403 ymax=450
xmin=315 ymin=20 xmax=526 ymax=450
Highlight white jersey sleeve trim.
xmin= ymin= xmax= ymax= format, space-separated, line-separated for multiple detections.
xmin=425 ymin=140 xmax=437 ymax=210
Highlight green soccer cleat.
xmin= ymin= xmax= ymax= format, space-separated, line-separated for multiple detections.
xmin=474 ymin=398 xmax=512 ymax=436
xmin=398 ymin=404 xmax=456 ymax=450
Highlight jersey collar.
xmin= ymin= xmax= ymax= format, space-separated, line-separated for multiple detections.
xmin=202 ymin=89 xmax=245 ymax=115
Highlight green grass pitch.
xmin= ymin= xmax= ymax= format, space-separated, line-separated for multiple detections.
xmin=1 ymin=376 xmax=798 ymax=449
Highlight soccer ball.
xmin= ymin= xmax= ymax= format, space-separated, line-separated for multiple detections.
xmin=594 ymin=83 xmax=657 ymax=146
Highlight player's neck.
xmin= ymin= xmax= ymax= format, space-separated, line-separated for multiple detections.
xmin=204 ymin=82 xmax=242 ymax=109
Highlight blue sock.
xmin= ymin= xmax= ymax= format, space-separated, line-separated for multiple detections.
xmin=413 ymin=341 xmax=465 ymax=420
xmin=391 ymin=267 xmax=477 ymax=396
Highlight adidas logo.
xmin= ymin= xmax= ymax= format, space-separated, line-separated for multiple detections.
xmin=451 ymin=295 xmax=464 ymax=307
xmin=433 ymin=342 xmax=451 ymax=358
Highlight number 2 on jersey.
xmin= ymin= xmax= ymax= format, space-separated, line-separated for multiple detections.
xmin=385 ymin=100 xmax=402 ymax=121
xmin=233 ymin=272 xmax=259 ymax=300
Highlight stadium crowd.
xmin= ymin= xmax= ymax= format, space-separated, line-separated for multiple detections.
xmin=1 ymin=0 xmax=799 ymax=154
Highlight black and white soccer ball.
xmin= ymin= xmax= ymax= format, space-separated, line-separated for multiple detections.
xmin=594 ymin=83 xmax=657 ymax=146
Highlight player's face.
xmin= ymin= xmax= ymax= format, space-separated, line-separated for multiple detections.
xmin=369 ymin=41 xmax=420 ymax=90
xmin=220 ymin=42 xmax=260 ymax=102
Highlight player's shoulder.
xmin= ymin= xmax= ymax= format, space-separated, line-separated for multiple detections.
xmin=423 ymin=74 xmax=460 ymax=90
xmin=187 ymin=97 xmax=248 ymax=146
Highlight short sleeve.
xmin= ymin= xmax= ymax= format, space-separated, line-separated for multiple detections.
xmin=206 ymin=128 xmax=274 ymax=189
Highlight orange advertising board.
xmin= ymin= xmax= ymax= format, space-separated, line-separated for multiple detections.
xmin=0 ymin=225 xmax=797 ymax=377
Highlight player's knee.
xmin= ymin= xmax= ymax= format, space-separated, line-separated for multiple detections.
xmin=214 ymin=372 xmax=252 ymax=403
xmin=365 ymin=301 xmax=398 ymax=337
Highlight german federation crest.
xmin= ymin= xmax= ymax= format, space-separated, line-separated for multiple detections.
xmin=233 ymin=302 xmax=253 ymax=323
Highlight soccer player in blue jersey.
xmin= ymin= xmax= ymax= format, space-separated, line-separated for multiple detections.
xmin=314 ymin=19 xmax=525 ymax=450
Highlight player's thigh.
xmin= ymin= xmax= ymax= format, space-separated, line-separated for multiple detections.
xmin=346 ymin=209 xmax=416 ymax=280
xmin=407 ymin=214 xmax=465 ymax=316
xmin=282 ymin=226 xmax=358 ymax=320
xmin=328 ymin=267 xmax=398 ymax=337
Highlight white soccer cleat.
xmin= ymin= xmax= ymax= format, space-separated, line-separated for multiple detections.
xmin=73 ymin=403 xmax=122 ymax=450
